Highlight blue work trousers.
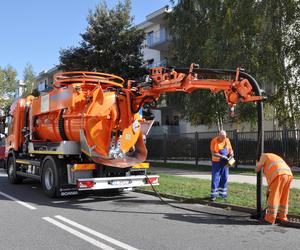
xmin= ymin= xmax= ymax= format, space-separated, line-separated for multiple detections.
xmin=211 ymin=161 xmax=229 ymax=198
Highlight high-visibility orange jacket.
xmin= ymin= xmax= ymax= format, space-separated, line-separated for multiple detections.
xmin=256 ymin=153 xmax=293 ymax=185
xmin=210 ymin=137 xmax=233 ymax=162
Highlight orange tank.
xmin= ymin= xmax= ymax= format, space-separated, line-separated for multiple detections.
xmin=25 ymin=72 xmax=146 ymax=168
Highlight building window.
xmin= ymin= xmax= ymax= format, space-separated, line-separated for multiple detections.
xmin=153 ymin=121 xmax=160 ymax=126
xmin=173 ymin=115 xmax=179 ymax=126
xmin=146 ymin=31 xmax=154 ymax=47
xmin=38 ymin=81 xmax=46 ymax=92
xmin=147 ymin=59 xmax=154 ymax=68
xmin=164 ymin=115 xmax=179 ymax=126
xmin=165 ymin=115 xmax=170 ymax=125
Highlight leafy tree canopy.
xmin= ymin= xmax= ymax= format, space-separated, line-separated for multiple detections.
xmin=0 ymin=65 xmax=18 ymax=115
xmin=167 ymin=0 xmax=300 ymax=129
xmin=22 ymin=63 xmax=36 ymax=97
xmin=59 ymin=0 xmax=145 ymax=80
xmin=256 ymin=0 xmax=300 ymax=129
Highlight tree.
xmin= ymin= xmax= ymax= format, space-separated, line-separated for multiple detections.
xmin=167 ymin=0 xmax=300 ymax=129
xmin=22 ymin=63 xmax=36 ymax=97
xmin=0 ymin=65 xmax=18 ymax=115
xmin=255 ymin=0 xmax=300 ymax=129
xmin=59 ymin=0 xmax=145 ymax=80
xmin=166 ymin=0 xmax=260 ymax=128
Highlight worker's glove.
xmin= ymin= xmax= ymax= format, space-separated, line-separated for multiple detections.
xmin=221 ymin=155 xmax=229 ymax=160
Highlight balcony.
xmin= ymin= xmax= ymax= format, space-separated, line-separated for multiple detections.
xmin=147 ymin=59 xmax=167 ymax=69
xmin=147 ymin=28 xmax=170 ymax=51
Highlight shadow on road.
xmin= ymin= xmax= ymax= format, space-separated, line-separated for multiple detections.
xmin=163 ymin=213 xmax=260 ymax=225
xmin=0 ymin=175 xmax=133 ymax=209
xmin=0 ymin=174 xmax=263 ymax=226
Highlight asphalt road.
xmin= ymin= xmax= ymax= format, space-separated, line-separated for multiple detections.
xmin=0 ymin=169 xmax=299 ymax=250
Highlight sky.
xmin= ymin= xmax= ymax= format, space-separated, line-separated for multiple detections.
xmin=0 ymin=0 xmax=171 ymax=79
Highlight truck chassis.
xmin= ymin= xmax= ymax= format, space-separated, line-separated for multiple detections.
xmin=6 ymin=141 xmax=158 ymax=197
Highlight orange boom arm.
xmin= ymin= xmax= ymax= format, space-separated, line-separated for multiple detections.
xmin=132 ymin=64 xmax=264 ymax=111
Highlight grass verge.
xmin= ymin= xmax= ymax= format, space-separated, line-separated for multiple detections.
xmin=142 ymin=173 xmax=300 ymax=215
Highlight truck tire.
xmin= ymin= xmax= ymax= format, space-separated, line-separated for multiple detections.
xmin=42 ymin=156 xmax=59 ymax=198
xmin=7 ymin=156 xmax=23 ymax=184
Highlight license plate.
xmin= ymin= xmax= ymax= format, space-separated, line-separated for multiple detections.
xmin=110 ymin=180 xmax=131 ymax=186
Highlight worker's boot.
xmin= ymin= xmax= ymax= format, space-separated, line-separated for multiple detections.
xmin=210 ymin=197 xmax=217 ymax=202
xmin=277 ymin=213 xmax=288 ymax=222
xmin=264 ymin=214 xmax=276 ymax=224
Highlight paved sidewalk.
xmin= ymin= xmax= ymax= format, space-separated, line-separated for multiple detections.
xmin=149 ymin=166 xmax=300 ymax=189
xmin=149 ymin=159 xmax=300 ymax=171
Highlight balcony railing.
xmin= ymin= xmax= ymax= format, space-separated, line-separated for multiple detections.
xmin=147 ymin=59 xmax=167 ymax=69
xmin=147 ymin=28 xmax=170 ymax=48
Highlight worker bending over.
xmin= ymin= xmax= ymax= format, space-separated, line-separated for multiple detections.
xmin=256 ymin=153 xmax=293 ymax=224
xmin=210 ymin=130 xmax=234 ymax=201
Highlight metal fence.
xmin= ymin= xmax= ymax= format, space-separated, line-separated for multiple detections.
xmin=146 ymin=129 xmax=300 ymax=167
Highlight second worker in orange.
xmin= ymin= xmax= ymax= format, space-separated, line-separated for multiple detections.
xmin=256 ymin=153 xmax=293 ymax=224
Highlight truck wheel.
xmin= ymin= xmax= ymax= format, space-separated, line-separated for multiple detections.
xmin=7 ymin=156 xmax=23 ymax=184
xmin=42 ymin=157 xmax=59 ymax=198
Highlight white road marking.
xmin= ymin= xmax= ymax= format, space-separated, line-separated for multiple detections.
xmin=52 ymin=200 xmax=69 ymax=204
xmin=55 ymin=215 xmax=139 ymax=250
xmin=0 ymin=191 xmax=37 ymax=210
xmin=43 ymin=217 xmax=115 ymax=250
xmin=77 ymin=198 xmax=95 ymax=201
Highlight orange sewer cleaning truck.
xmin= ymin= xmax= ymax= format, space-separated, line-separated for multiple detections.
xmin=1 ymin=64 xmax=263 ymax=197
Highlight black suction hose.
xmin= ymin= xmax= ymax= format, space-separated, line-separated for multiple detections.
xmin=144 ymin=174 xmax=250 ymax=218
xmin=239 ymin=71 xmax=264 ymax=219
xmin=172 ymin=67 xmax=265 ymax=219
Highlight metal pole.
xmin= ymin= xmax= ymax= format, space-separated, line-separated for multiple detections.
xmin=233 ymin=129 xmax=238 ymax=168
xmin=195 ymin=132 xmax=199 ymax=166
xmin=163 ymin=133 xmax=167 ymax=163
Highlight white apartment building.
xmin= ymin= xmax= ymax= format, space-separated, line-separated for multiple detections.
xmin=14 ymin=80 xmax=26 ymax=99
xmin=137 ymin=6 xmax=186 ymax=135
xmin=136 ymin=7 xmax=171 ymax=69
xmin=137 ymin=6 xmax=216 ymax=134
xmin=35 ymin=66 xmax=62 ymax=92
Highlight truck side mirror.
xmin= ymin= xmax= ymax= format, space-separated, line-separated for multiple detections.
xmin=0 ymin=116 xmax=7 ymax=136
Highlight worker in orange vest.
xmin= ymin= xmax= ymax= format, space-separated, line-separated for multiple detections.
xmin=256 ymin=153 xmax=293 ymax=224
xmin=210 ymin=130 xmax=234 ymax=201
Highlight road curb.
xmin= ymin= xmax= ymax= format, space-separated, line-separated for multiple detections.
xmin=135 ymin=189 xmax=300 ymax=229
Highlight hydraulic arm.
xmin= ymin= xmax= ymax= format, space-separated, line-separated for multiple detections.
xmin=131 ymin=63 xmax=264 ymax=113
